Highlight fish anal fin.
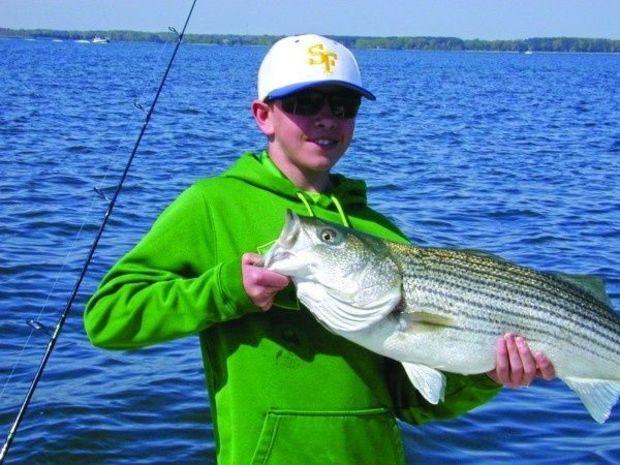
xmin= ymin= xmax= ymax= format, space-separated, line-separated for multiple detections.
xmin=563 ymin=377 xmax=620 ymax=424
xmin=401 ymin=362 xmax=446 ymax=405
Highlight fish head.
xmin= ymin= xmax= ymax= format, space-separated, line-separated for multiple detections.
xmin=263 ymin=211 xmax=402 ymax=333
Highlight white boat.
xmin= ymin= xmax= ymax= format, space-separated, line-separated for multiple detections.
xmin=92 ymin=36 xmax=110 ymax=44
xmin=75 ymin=39 xmax=90 ymax=44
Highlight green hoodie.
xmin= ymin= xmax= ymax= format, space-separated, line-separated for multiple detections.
xmin=84 ymin=152 xmax=500 ymax=465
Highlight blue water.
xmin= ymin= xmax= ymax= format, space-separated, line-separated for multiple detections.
xmin=1 ymin=37 xmax=619 ymax=464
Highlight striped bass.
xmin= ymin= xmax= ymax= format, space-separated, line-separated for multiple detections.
xmin=264 ymin=212 xmax=620 ymax=423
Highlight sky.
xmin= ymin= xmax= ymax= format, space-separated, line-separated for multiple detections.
xmin=1 ymin=0 xmax=619 ymax=40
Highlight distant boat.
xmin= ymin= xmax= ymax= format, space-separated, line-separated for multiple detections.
xmin=524 ymin=50 xmax=534 ymax=55
xmin=91 ymin=36 xmax=110 ymax=44
xmin=75 ymin=39 xmax=90 ymax=44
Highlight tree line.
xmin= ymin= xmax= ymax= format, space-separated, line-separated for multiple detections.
xmin=1 ymin=28 xmax=619 ymax=52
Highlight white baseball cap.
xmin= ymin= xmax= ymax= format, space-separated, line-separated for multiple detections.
xmin=257 ymin=34 xmax=375 ymax=101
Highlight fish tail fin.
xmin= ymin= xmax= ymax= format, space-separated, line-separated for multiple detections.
xmin=563 ymin=377 xmax=620 ymax=423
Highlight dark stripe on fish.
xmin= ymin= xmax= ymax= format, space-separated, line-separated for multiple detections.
xmin=408 ymin=282 xmax=620 ymax=358
xmin=406 ymin=272 xmax=620 ymax=348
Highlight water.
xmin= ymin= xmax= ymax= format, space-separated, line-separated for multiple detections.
xmin=1 ymin=37 xmax=619 ymax=464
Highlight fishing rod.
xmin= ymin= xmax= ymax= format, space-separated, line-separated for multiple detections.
xmin=0 ymin=0 xmax=198 ymax=461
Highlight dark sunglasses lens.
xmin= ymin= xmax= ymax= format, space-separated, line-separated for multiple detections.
xmin=281 ymin=92 xmax=324 ymax=116
xmin=280 ymin=90 xmax=361 ymax=118
xmin=328 ymin=93 xmax=361 ymax=119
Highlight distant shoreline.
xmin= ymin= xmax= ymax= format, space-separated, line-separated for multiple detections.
xmin=1 ymin=28 xmax=619 ymax=53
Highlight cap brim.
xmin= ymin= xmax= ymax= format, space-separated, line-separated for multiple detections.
xmin=266 ymin=80 xmax=376 ymax=101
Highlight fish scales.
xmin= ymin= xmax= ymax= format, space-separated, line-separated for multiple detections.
xmin=394 ymin=246 xmax=620 ymax=355
xmin=264 ymin=212 xmax=620 ymax=423
xmin=400 ymin=244 xmax=611 ymax=316
xmin=402 ymin=288 xmax=611 ymax=364
xmin=400 ymin=292 xmax=618 ymax=366
xmin=404 ymin=268 xmax=620 ymax=354
xmin=416 ymin=283 xmax=617 ymax=354
xmin=408 ymin=263 xmax=617 ymax=331
xmin=424 ymin=251 xmax=614 ymax=324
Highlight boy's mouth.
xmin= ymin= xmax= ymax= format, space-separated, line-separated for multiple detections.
xmin=305 ymin=136 xmax=339 ymax=147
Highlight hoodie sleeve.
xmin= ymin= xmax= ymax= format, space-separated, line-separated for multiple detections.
xmin=84 ymin=184 xmax=256 ymax=350
xmin=386 ymin=358 xmax=501 ymax=425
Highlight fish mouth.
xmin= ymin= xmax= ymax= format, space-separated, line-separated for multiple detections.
xmin=262 ymin=210 xmax=302 ymax=269
xmin=280 ymin=210 xmax=301 ymax=247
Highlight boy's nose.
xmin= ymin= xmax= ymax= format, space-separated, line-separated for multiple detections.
xmin=314 ymin=102 xmax=338 ymax=127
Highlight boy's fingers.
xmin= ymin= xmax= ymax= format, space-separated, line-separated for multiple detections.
xmin=260 ymin=295 xmax=277 ymax=312
xmin=504 ymin=334 xmax=524 ymax=387
xmin=493 ymin=336 xmax=510 ymax=385
xmin=535 ymin=352 xmax=556 ymax=380
xmin=242 ymin=253 xmax=264 ymax=267
xmin=515 ymin=336 xmax=537 ymax=386
xmin=491 ymin=334 xmax=557 ymax=388
xmin=254 ymin=270 xmax=290 ymax=288
xmin=242 ymin=253 xmax=289 ymax=288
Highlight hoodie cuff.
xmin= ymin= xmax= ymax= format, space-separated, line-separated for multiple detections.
xmin=444 ymin=372 xmax=502 ymax=398
xmin=473 ymin=373 xmax=504 ymax=390
xmin=219 ymin=257 xmax=257 ymax=315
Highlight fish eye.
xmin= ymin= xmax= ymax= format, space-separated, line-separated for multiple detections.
xmin=320 ymin=228 xmax=337 ymax=243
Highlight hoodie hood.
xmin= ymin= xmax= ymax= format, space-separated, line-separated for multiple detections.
xmin=221 ymin=151 xmax=369 ymax=212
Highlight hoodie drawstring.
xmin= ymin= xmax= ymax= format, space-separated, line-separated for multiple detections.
xmin=296 ymin=192 xmax=315 ymax=218
xmin=295 ymin=192 xmax=350 ymax=228
xmin=330 ymin=194 xmax=351 ymax=227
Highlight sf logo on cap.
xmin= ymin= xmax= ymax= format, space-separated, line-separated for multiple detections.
xmin=307 ymin=43 xmax=338 ymax=73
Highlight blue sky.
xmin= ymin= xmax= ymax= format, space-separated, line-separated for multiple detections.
xmin=1 ymin=0 xmax=619 ymax=39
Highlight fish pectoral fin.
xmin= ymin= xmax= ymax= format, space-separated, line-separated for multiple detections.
xmin=407 ymin=311 xmax=456 ymax=328
xmin=401 ymin=362 xmax=446 ymax=405
xmin=563 ymin=377 xmax=620 ymax=424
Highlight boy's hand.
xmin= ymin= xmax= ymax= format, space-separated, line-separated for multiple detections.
xmin=242 ymin=253 xmax=290 ymax=311
xmin=487 ymin=333 xmax=556 ymax=388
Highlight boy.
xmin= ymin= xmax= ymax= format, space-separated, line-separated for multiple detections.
xmin=85 ymin=34 xmax=554 ymax=464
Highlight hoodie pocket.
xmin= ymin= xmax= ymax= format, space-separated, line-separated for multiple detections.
xmin=249 ymin=408 xmax=405 ymax=465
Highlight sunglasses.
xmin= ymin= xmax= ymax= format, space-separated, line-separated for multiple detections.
xmin=277 ymin=89 xmax=362 ymax=119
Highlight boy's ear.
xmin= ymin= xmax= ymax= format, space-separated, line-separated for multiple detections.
xmin=251 ymin=100 xmax=275 ymax=137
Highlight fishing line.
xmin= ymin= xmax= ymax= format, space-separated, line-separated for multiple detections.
xmin=0 ymin=24 xmax=175 ymax=408
xmin=0 ymin=0 xmax=198 ymax=461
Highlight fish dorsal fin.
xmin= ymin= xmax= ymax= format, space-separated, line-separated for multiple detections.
xmin=563 ymin=377 xmax=620 ymax=424
xmin=555 ymin=273 xmax=613 ymax=308
xmin=459 ymin=248 xmax=506 ymax=261
xmin=401 ymin=362 xmax=446 ymax=404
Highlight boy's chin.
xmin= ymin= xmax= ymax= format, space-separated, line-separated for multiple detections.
xmin=304 ymin=154 xmax=343 ymax=172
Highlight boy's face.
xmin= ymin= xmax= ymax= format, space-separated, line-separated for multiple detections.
xmin=257 ymin=86 xmax=359 ymax=178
